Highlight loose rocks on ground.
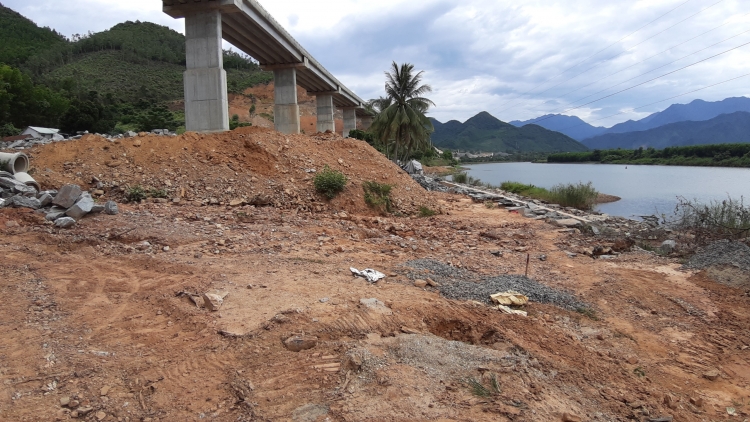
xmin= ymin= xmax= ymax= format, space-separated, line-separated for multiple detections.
xmin=683 ymin=240 xmax=750 ymax=271
xmin=404 ymin=259 xmax=588 ymax=310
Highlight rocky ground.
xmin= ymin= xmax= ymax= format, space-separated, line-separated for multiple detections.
xmin=1 ymin=128 xmax=750 ymax=422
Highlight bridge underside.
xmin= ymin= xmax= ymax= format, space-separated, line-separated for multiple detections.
xmin=163 ymin=0 xmax=368 ymax=135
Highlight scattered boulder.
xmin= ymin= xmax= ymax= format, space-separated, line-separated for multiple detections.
xmin=65 ymin=192 xmax=94 ymax=219
xmin=8 ymin=195 xmax=41 ymax=210
xmin=283 ymin=335 xmax=318 ymax=352
xmin=104 ymin=200 xmax=119 ymax=215
xmin=38 ymin=192 xmax=53 ymax=207
xmin=359 ymin=298 xmax=393 ymax=315
xmin=659 ymin=240 xmax=677 ymax=254
xmin=52 ymin=184 xmax=82 ymax=208
xmin=703 ymin=369 xmax=720 ymax=381
xmin=413 ymin=279 xmax=428 ymax=288
xmin=202 ymin=293 xmax=224 ymax=311
xmin=554 ymin=218 xmax=583 ymax=228
xmin=54 ymin=217 xmax=76 ymax=228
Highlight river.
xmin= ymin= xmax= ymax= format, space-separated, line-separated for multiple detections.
xmin=463 ymin=162 xmax=750 ymax=219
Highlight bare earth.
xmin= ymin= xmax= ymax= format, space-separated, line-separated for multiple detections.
xmin=1 ymin=129 xmax=749 ymax=422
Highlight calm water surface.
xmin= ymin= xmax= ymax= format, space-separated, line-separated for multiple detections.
xmin=464 ymin=162 xmax=750 ymax=219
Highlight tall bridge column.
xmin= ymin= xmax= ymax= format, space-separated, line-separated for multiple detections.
xmin=343 ymin=107 xmax=357 ymax=137
xmin=315 ymin=94 xmax=336 ymax=133
xmin=184 ymin=9 xmax=229 ymax=133
xmin=273 ymin=68 xmax=300 ymax=134
xmin=360 ymin=115 xmax=373 ymax=131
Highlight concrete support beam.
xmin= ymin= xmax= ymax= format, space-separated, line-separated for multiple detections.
xmin=184 ymin=10 xmax=229 ymax=133
xmin=273 ymin=68 xmax=300 ymax=134
xmin=343 ymin=107 xmax=357 ymax=137
xmin=315 ymin=94 xmax=336 ymax=133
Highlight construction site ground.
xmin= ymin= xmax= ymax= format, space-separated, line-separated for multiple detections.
xmin=1 ymin=128 xmax=749 ymax=422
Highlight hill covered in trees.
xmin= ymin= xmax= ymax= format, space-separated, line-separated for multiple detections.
xmin=431 ymin=112 xmax=588 ymax=153
xmin=0 ymin=3 xmax=272 ymax=135
xmin=548 ymin=143 xmax=750 ymax=168
xmin=582 ymin=111 xmax=750 ymax=150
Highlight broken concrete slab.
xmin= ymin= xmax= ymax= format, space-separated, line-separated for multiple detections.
xmin=554 ymin=218 xmax=583 ymax=228
xmin=8 ymin=195 xmax=41 ymax=210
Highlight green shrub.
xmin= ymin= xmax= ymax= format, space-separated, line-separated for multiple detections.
xmin=501 ymin=181 xmax=598 ymax=210
xmin=419 ymin=206 xmax=437 ymax=217
xmin=149 ymin=188 xmax=168 ymax=199
xmin=314 ymin=165 xmax=348 ymax=199
xmin=453 ymin=172 xmax=468 ymax=184
xmin=547 ymin=182 xmax=598 ymax=210
xmin=363 ymin=181 xmax=393 ymax=213
xmin=125 ymin=185 xmax=147 ymax=202
xmin=669 ymin=196 xmax=750 ymax=245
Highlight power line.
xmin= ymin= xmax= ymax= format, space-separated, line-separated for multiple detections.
xmin=552 ymin=72 xmax=750 ymax=133
xmin=516 ymin=0 xmax=728 ymax=110
xmin=520 ymin=26 xmax=750 ymax=123
xmin=524 ymin=39 xmax=750 ymax=126
xmin=544 ymin=11 xmax=750 ymax=111
xmin=487 ymin=0 xmax=694 ymax=115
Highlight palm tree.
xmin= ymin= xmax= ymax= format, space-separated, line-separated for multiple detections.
xmin=370 ymin=62 xmax=435 ymax=162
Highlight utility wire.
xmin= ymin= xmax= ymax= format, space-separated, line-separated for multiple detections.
xmin=515 ymin=0 xmax=728 ymax=110
xmin=520 ymin=25 xmax=750 ymax=124
xmin=545 ymin=11 xmax=750 ymax=111
xmin=523 ymin=39 xmax=750 ymax=126
xmin=487 ymin=0 xmax=694 ymax=114
xmin=552 ymin=72 xmax=750 ymax=133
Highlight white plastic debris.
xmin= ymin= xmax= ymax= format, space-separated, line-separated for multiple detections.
xmin=350 ymin=267 xmax=386 ymax=283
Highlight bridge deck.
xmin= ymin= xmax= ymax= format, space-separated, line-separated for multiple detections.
xmin=163 ymin=0 xmax=364 ymax=110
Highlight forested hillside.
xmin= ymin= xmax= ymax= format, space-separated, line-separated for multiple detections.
xmin=431 ymin=112 xmax=588 ymax=153
xmin=0 ymin=4 xmax=272 ymax=136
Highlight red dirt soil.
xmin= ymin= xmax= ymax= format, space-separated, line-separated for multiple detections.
xmin=1 ymin=129 xmax=749 ymax=422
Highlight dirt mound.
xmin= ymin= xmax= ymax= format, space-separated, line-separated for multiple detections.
xmin=26 ymin=126 xmax=439 ymax=215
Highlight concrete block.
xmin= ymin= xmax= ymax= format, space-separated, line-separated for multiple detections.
xmin=66 ymin=192 xmax=94 ymax=220
xmin=52 ymin=185 xmax=83 ymax=209
xmin=38 ymin=193 xmax=53 ymax=207
xmin=184 ymin=68 xmax=229 ymax=133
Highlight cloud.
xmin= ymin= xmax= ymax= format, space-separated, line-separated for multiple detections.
xmin=4 ymin=0 xmax=749 ymax=127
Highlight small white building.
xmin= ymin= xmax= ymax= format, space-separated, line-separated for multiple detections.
xmin=21 ymin=126 xmax=64 ymax=140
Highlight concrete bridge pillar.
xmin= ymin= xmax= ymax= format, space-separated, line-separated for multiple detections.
xmin=273 ymin=68 xmax=300 ymax=134
xmin=184 ymin=10 xmax=229 ymax=133
xmin=343 ymin=107 xmax=357 ymax=137
xmin=360 ymin=115 xmax=373 ymax=131
xmin=316 ymin=94 xmax=336 ymax=133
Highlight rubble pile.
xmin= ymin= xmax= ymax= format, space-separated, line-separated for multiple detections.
xmin=0 ymin=129 xmax=177 ymax=151
xmin=683 ymin=240 xmax=750 ymax=271
xmin=0 ymin=150 xmax=119 ymax=228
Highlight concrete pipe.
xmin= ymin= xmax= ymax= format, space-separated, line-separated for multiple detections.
xmin=0 ymin=152 xmax=29 ymax=174
xmin=13 ymin=172 xmax=40 ymax=192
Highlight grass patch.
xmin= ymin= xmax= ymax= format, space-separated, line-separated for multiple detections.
xmin=633 ymin=367 xmax=646 ymax=377
xmin=484 ymin=201 xmax=496 ymax=209
xmin=501 ymin=181 xmax=598 ymax=210
xmin=452 ymin=172 xmax=468 ymax=184
xmin=466 ymin=374 xmax=501 ymax=397
xmin=314 ymin=165 xmax=348 ymax=200
xmin=363 ymin=181 xmax=393 ymax=213
xmin=418 ymin=206 xmax=437 ymax=217
xmin=575 ymin=307 xmax=600 ymax=321
xmin=125 ymin=185 xmax=147 ymax=202
xmin=149 ymin=188 xmax=168 ymax=199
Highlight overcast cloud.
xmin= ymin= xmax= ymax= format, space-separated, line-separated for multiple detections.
xmin=5 ymin=0 xmax=750 ymax=127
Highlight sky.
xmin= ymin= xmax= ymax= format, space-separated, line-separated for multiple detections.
xmin=5 ymin=0 xmax=750 ymax=127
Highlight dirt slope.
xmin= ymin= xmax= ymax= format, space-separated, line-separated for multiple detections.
xmin=1 ymin=130 xmax=750 ymax=421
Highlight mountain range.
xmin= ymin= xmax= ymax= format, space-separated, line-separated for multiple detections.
xmin=580 ymin=111 xmax=750 ymax=150
xmin=511 ymin=97 xmax=750 ymax=144
xmin=430 ymin=112 xmax=588 ymax=153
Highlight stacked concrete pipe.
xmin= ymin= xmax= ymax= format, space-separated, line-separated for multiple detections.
xmin=0 ymin=152 xmax=29 ymax=174
xmin=0 ymin=152 xmax=39 ymax=190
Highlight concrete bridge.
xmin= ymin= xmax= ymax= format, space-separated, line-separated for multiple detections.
xmin=162 ymin=0 xmax=369 ymax=135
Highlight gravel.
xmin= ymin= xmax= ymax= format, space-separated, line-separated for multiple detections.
xmin=683 ymin=240 xmax=750 ymax=271
xmin=404 ymin=259 xmax=588 ymax=310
